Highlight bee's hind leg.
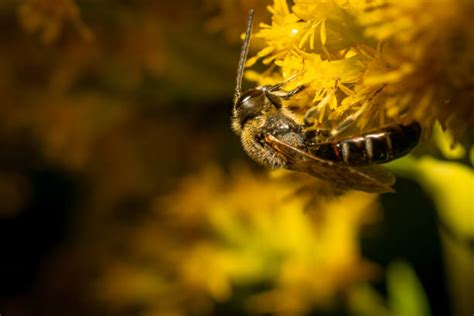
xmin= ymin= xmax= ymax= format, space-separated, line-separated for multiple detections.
xmin=302 ymin=107 xmax=332 ymax=143
xmin=327 ymin=105 xmax=368 ymax=139
xmin=304 ymin=108 xmax=362 ymax=141
xmin=303 ymin=106 xmax=320 ymax=127
xmin=329 ymin=85 xmax=386 ymax=138
xmin=302 ymin=82 xmax=339 ymax=129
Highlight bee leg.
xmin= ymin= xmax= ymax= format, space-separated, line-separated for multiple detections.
xmin=302 ymin=107 xmax=332 ymax=143
xmin=266 ymin=72 xmax=300 ymax=92
xmin=258 ymin=78 xmax=293 ymax=93
xmin=303 ymin=100 xmax=329 ymax=128
xmin=328 ymin=85 xmax=386 ymax=138
xmin=329 ymin=117 xmax=355 ymax=138
xmin=303 ymin=84 xmax=339 ymax=128
xmin=281 ymin=85 xmax=306 ymax=99
xmin=269 ymin=84 xmax=306 ymax=97
xmin=303 ymin=106 xmax=320 ymax=127
xmin=260 ymin=67 xmax=306 ymax=94
xmin=263 ymin=82 xmax=284 ymax=92
xmin=328 ymin=107 xmax=365 ymax=139
xmin=260 ymin=83 xmax=303 ymax=110
xmin=303 ymin=128 xmax=332 ymax=143
xmin=334 ymin=84 xmax=385 ymax=127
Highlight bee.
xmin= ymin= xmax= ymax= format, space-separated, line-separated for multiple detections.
xmin=231 ymin=10 xmax=422 ymax=193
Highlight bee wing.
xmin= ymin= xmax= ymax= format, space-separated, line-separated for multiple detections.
xmin=264 ymin=134 xmax=395 ymax=193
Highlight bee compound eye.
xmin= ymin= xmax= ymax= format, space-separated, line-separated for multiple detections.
xmin=237 ymin=89 xmax=264 ymax=107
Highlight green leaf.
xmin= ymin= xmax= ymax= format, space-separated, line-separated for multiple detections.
xmin=387 ymin=261 xmax=431 ymax=316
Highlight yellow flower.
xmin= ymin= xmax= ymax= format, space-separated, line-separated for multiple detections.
xmin=247 ymin=0 xmax=474 ymax=138
xmin=432 ymin=121 xmax=467 ymax=160
xmin=18 ymin=0 xmax=92 ymax=43
xmin=94 ymin=165 xmax=380 ymax=315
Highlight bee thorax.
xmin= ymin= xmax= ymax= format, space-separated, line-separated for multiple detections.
xmin=240 ymin=126 xmax=286 ymax=169
xmin=239 ymin=114 xmax=304 ymax=169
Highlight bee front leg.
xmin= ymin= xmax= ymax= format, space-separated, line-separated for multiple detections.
xmin=265 ymin=84 xmax=307 ymax=109
xmin=262 ymin=72 xmax=300 ymax=92
xmin=266 ymin=84 xmax=306 ymax=99
xmin=281 ymin=85 xmax=307 ymax=100
xmin=303 ymin=106 xmax=333 ymax=143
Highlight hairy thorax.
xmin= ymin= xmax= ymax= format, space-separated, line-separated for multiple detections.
xmin=239 ymin=112 xmax=304 ymax=169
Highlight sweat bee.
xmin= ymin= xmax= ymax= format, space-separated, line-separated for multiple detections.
xmin=231 ymin=10 xmax=422 ymax=193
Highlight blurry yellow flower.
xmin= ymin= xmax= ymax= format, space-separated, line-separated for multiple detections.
xmin=432 ymin=121 xmax=466 ymax=160
xmin=95 ymin=165 xmax=381 ymax=315
xmin=18 ymin=0 xmax=92 ymax=43
xmin=248 ymin=0 xmax=474 ymax=137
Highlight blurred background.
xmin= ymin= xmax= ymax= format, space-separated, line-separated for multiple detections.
xmin=0 ymin=1 xmax=472 ymax=316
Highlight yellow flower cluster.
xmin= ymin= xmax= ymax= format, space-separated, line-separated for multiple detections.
xmin=18 ymin=0 xmax=92 ymax=43
xmin=247 ymin=0 xmax=474 ymax=138
xmin=96 ymin=166 xmax=379 ymax=315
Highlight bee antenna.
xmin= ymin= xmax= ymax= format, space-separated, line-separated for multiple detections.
xmin=234 ymin=9 xmax=254 ymax=104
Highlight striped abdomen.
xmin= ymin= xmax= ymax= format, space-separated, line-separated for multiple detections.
xmin=309 ymin=122 xmax=422 ymax=166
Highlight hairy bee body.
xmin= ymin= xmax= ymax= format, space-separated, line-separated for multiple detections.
xmin=231 ymin=9 xmax=421 ymax=193
xmin=231 ymin=87 xmax=421 ymax=193
xmin=233 ymin=93 xmax=421 ymax=170
xmin=242 ymin=114 xmax=304 ymax=168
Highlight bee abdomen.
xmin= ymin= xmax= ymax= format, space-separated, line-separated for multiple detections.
xmin=311 ymin=122 xmax=422 ymax=166
xmin=370 ymin=122 xmax=421 ymax=164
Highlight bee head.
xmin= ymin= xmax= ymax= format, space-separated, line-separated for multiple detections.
xmin=234 ymin=88 xmax=265 ymax=122
xmin=232 ymin=88 xmax=282 ymax=133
